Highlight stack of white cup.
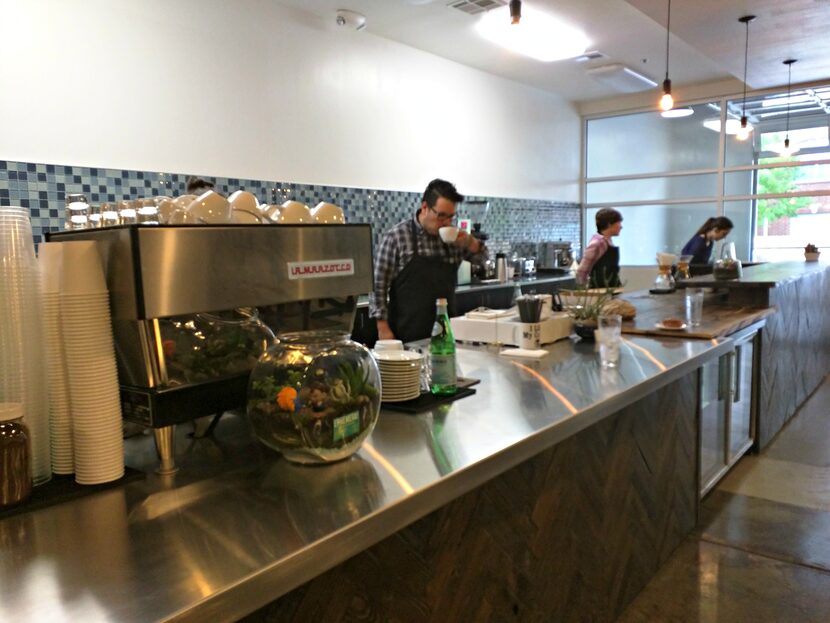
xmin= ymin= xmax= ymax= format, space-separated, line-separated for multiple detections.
xmin=0 ymin=207 xmax=51 ymax=485
xmin=59 ymin=241 xmax=124 ymax=484
xmin=38 ymin=242 xmax=74 ymax=474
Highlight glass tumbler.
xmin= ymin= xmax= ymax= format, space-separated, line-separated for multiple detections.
xmin=597 ymin=313 xmax=622 ymax=368
xmin=64 ymin=193 xmax=90 ymax=230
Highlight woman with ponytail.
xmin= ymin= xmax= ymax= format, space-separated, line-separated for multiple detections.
xmin=681 ymin=216 xmax=734 ymax=265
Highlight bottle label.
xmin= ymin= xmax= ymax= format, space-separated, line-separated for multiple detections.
xmin=430 ymin=354 xmax=456 ymax=386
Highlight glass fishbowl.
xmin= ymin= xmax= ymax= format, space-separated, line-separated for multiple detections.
xmin=157 ymin=308 xmax=275 ymax=387
xmin=247 ymin=330 xmax=381 ymax=464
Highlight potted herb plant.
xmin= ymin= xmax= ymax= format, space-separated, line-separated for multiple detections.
xmin=804 ymin=243 xmax=821 ymax=262
xmin=564 ymin=287 xmax=615 ymax=341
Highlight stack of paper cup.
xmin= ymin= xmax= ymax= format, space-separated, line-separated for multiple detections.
xmin=38 ymin=242 xmax=74 ymax=474
xmin=0 ymin=207 xmax=51 ymax=485
xmin=59 ymin=241 xmax=124 ymax=484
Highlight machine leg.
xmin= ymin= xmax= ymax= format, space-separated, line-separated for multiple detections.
xmin=154 ymin=425 xmax=178 ymax=474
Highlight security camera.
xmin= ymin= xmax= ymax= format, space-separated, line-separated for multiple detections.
xmin=335 ymin=9 xmax=366 ymax=31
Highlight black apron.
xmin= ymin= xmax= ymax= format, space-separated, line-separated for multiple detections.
xmin=589 ymin=244 xmax=621 ymax=288
xmin=388 ymin=221 xmax=458 ymax=343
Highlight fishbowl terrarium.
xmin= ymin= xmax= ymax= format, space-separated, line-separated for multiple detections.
xmin=157 ymin=308 xmax=276 ymax=387
xmin=247 ymin=330 xmax=381 ymax=464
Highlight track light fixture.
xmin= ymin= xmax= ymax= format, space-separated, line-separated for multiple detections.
xmin=737 ymin=15 xmax=756 ymax=141
xmin=659 ymin=0 xmax=674 ymax=111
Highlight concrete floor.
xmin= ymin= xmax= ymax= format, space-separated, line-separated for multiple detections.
xmin=618 ymin=375 xmax=830 ymax=623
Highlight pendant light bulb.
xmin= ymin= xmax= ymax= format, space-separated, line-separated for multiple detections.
xmin=509 ymin=0 xmax=521 ymax=25
xmin=658 ymin=0 xmax=674 ymax=111
xmin=780 ymin=58 xmax=799 ymax=157
xmin=736 ymin=15 xmax=756 ymax=141
xmin=736 ymin=116 xmax=750 ymax=141
xmin=660 ymin=79 xmax=674 ymax=111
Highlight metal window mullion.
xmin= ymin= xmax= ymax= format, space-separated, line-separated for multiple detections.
xmin=717 ymin=96 xmax=727 ymax=218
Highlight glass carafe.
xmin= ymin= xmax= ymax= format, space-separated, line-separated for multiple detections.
xmin=676 ymin=254 xmax=693 ymax=280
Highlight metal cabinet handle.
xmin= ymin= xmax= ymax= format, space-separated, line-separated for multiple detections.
xmin=733 ymin=345 xmax=742 ymax=403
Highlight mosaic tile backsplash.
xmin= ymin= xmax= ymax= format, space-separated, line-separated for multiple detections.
xmin=0 ymin=159 xmax=581 ymax=253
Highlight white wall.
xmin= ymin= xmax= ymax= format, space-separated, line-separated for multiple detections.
xmin=0 ymin=0 xmax=581 ymax=201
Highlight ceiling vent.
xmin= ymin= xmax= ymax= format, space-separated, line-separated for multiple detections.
xmin=573 ymin=51 xmax=607 ymax=63
xmin=447 ymin=0 xmax=507 ymax=16
xmin=585 ymin=63 xmax=658 ymax=93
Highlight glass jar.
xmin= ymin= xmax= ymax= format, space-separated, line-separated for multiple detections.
xmin=247 ymin=330 xmax=381 ymax=464
xmin=713 ymin=242 xmax=743 ymax=280
xmin=157 ymin=308 xmax=276 ymax=387
xmin=64 ymin=193 xmax=90 ymax=230
xmin=0 ymin=403 xmax=32 ymax=509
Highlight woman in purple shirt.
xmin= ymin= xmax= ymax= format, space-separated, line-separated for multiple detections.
xmin=681 ymin=217 xmax=734 ymax=265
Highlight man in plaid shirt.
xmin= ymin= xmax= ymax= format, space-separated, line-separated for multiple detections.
xmin=370 ymin=179 xmax=487 ymax=343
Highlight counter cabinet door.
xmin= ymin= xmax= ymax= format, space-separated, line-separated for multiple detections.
xmin=728 ymin=331 xmax=759 ymax=461
xmin=699 ymin=353 xmax=731 ymax=496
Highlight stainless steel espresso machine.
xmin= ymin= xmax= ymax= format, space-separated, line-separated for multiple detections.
xmin=537 ymin=240 xmax=574 ymax=270
xmin=48 ymin=224 xmax=373 ymax=472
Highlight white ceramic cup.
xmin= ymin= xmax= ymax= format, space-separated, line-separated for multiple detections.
xmin=439 ymin=226 xmax=459 ymax=243
xmin=187 ymin=190 xmax=232 ymax=224
xmin=156 ymin=198 xmax=177 ymax=224
xmin=173 ymin=194 xmax=198 ymax=210
xmin=263 ymin=204 xmax=281 ymax=223
xmin=231 ymin=208 xmax=265 ymax=224
xmin=228 ymin=190 xmax=259 ymax=213
xmin=278 ymin=200 xmax=312 ymax=224
xmin=312 ymin=202 xmax=345 ymax=224
xmin=516 ymin=323 xmax=542 ymax=350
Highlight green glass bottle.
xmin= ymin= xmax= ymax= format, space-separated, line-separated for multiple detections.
xmin=430 ymin=298 xmax=457 ymax=396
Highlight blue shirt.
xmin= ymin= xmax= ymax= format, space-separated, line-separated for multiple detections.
xmin=681 ymin=234 xmax=713 ymax=264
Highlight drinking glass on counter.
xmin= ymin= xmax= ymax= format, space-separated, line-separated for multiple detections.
xmin=136 ymin=198 xmax=159 ymax=224
xmin=100 ymin=202 xmax=120 ymax=227
xmin=597 ymin=313 xmax=622 ymax=368
xmin=685 ymin=288 xmax=704 ymax=327
xmin=87 ymin=203 xmax=102 ymax=228
xmin=118 ymin=199 xmax=137 ymax=224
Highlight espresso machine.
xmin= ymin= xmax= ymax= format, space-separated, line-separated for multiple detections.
xmin=537 ymin=240 xmax=574 ymax=270
xmin=48 ymin=224 xmax=373 ymax=471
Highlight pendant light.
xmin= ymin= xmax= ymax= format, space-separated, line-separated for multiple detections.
xmin=658 ymin=0 xmax=674 ymax=111
xmin=736 ymin=15 xmax=756 ymax=141
xmin=779 ymin=59 xmax=799 ymax=157
xmin=510 ymin=0 xmax=521 ymax=25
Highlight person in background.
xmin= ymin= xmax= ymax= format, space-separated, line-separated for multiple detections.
xmin=681 ymin=216 xmax=734 ymax=265
xmin=186 ymin=175 xmax=215 ymax=195
xmin=576 ymin=208 xmax=623 ymax=288
xmin=370 ymin=178 xmax=487 ymax=344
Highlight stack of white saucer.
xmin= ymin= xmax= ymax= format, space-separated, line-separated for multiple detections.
xmin=58 ymin=241 xmax=124 ymax=485
xmin=373 ymin=344 xmax=423 ymax=402
xmin=39 ymin=243 xmax=74 ymax=474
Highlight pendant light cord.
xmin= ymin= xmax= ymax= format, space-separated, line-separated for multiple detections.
xmin=665 ymin=0 xmax=671 ymax=81
xmin=741 ymin=18 xmax=750 ymax=116
xmin=785 ymin=62 xmax=793 ymax=138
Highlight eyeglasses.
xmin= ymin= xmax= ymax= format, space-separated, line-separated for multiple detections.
xmin=428 ymin=206 xmax=457 ymax=222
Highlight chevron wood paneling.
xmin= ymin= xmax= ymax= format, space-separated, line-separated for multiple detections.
xmin=758 ymin=267 xmax=830 ymax=448
xmin=243 ymin=373 xmax=699 ymax=623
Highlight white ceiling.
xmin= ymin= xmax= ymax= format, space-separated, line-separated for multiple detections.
xmin=274 ymin=0 xmax=830 ymax=103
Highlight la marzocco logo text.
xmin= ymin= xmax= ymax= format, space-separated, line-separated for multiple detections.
xmin=287 ymin=259 xmax=355 ymax=280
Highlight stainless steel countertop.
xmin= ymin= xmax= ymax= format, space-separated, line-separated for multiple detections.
xmin=0 ymin=336 xmax=731 ymax=623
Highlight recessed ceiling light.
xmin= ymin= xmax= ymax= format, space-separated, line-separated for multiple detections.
xmin=661 ymin=107 xmax=694 ymax=118
xmin=476 ymin=5 xmax=589 ymax=62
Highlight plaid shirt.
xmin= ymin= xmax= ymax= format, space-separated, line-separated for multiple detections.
xmin=370 ymin=213 xmax=487 ymax=319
